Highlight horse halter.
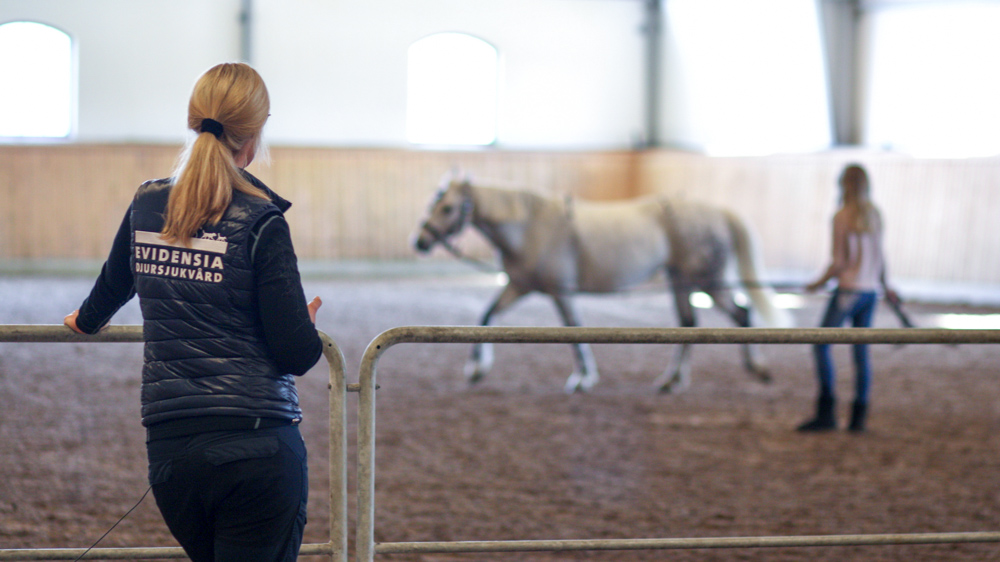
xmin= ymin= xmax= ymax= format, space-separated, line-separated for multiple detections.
xmin=420 ymin=191 xmax=473 ymax=246
xmin=419 ymin=192 xmax=497 ymax=273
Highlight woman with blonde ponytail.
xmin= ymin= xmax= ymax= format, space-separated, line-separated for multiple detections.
xmin=799 ymin=164 xmax=898 ymax=433
xmin=163 ymin=62 xmax=271 ymax=244
xmin=64 ymin=63 xmax=322 ymax=561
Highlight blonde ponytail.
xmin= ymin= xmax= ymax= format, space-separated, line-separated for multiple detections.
xmin=162 ymin=63 xmax=271 ymax=245
xmin=839 ymin=164 xmax=881 ymax=234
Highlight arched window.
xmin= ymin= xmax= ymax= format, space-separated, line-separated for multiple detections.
xmin=0 ymin=21 xmax=73 ymax=139
xmin=406 ymin=32 xmax=498 ymax=146
xmin=666 ymin=0 xmax=832 ymax=156
xmin=865 ymin=2 xmax=1000 ymax=158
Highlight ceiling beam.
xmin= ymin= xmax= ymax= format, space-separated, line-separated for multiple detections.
xmin=818 ymin=0 xmax=862 ymax=145
xmin=239 ymin=0 xmax=253 ymax=64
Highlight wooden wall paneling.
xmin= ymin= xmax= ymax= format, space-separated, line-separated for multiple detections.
xmin=391 ymin=150 xmax=421 ymax=259
xmin=326 ymin=150 xmax=351 ymax=259
xmin=83 ymin=146 xmax=120 ymax=258
xmin=388 ymin=150 xmax=422 ymax=259
xmin=264 ymin=148 xmax=319 ymax=258
xmin=367 ymin=151 xmax=391 ymax=259
xmin=4 ymin=148 xmax=29 ymax=257
xmin=969 ymin=159 xmax=1000 ymax=283
xmin=346 ymin=150 xmax=372 ymax=259
xmin=5 ymin=148 xmax=26 ymax=257
xmin=875 ymin=157 xmax=945 ymax=281
xmin=868 ymin=155 xmax=913 ymax=283
xmin=323 ymin=149 xmax=352 ymax=259
xmin=916 ymin=162 xmax=951 ymax=281
xmin=28 ymin=148 xmax=56 ymax=257
xmin=0 ymin=149 xmax=11 ymax=258
xmin=2 ymin=145 xmax=998 ymax=288
xmin=946 ymin=158 xmax=1000 ymax=284
xmin=15 ymin=148 xmax=40 ymax=257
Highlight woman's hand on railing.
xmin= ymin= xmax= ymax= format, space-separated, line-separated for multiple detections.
xmin=308 ymin=296 xmax=323 ymax=324
xmin=63 ymin=310 xmax=86 ymax=334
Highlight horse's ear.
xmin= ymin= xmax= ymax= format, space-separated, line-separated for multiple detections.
xmin=441 ymin=168 xmax=456 ymax=185
xmin=458 ymin=171 xmax=473 ymax=193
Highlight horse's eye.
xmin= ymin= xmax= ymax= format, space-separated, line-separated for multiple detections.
xmin=441 ymin=204 xmax=453 ymax=214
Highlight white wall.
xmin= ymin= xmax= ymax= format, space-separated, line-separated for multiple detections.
xmin=655 ymin=0 xmax=833 ymax=155
xmin=0 ymin=0 xmax=646 ymax=149
xmin=0 ymin=0 xmax=245 ymax=143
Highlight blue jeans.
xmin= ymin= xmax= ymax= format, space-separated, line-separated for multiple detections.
xmin=813 ymin=289 xmax=877 ymax=405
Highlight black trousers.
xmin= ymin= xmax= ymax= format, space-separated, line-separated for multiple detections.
xmin=146 ymin=425 xmax=308 ymax=562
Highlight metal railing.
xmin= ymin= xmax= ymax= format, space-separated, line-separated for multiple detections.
xmin=355 ymin=325 xmax=1000 ymax=561
xmin=5 ymin=324 xmax=1000 ymax=560
xmin=0 ymin=325 xmax=349 ymax=562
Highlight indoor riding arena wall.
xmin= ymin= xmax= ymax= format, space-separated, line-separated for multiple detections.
xmin=1 ymin=145 xmax=998 ymax=293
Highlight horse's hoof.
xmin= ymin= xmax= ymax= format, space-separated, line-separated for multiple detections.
xmin=564 ymin=372 xmax=598 ymax=394
xmin=564 ymin=373 xmax=583 ymax=394
xmin=579 ymin=375 xmax=600 ymax=393
xmin=464 ymin=364 xmax=485 ymax=385
xmin=657 ymin=378 xmax=688 ymax=394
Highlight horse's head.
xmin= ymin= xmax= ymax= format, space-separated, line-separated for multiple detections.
xmin=413 ymin=171 xmax=474 ymax=253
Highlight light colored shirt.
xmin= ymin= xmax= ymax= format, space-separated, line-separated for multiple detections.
xmin=830 ymin=209 xmax=884 ymax=291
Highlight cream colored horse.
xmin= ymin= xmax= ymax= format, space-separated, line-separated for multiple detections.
xmin=414 ymin=172 xmax=791 ymax=393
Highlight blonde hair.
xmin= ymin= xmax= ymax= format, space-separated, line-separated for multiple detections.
xmin=839 ymin=164 xmax=881 ymax=233
xmin=162 ymin=63 xmax=271 ymax=245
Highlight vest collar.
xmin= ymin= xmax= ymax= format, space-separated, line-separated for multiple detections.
xmin=242 ymin=170 xmax=291 ymax=214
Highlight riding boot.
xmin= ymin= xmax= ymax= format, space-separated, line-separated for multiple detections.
xmin=849 ymin=401 xmax=868 ymax=433
xmin=796 ymin=395 xmax=836 ymax=432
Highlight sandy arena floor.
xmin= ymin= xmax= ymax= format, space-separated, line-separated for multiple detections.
xmin=1 ymin=271 xmax=999 ymax=561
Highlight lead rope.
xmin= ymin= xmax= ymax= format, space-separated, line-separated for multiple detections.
xmin=422 ymin=196 xmax=500 ymax=274
xmin=438 ymin=237 xmax=501 ymax=274
xmin=73 ymin=485 xmax=153 ymax=562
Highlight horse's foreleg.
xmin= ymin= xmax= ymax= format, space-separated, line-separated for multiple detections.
xmin=706 ymin=288 xmax=771 ymax=383
xmin=657 ymin=343 xmax=692 ymax=394
xmin=656 ymin=286 xmax=696 ymax=393
xmin=552 ymin=294 xmax=599 ymax=393
xmin=563 ymin=343 xmax=600 ymax=394
xmin=742 ymin=345 xmax=771 ymax=382
xmin=466 ymin=284 xmax=527 ymax=384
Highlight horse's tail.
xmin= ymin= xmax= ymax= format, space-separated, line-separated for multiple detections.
xmin=727 ymin=212 xmax=794 ymax=328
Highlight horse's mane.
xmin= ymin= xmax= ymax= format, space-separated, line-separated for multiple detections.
xmin=470 ymin=183 xmax=556 ymax=224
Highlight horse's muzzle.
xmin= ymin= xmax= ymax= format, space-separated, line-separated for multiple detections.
xmin=414 ymin=223 xmax=443 ymax=253
xmin=413 ymin=226 xmax=435 ymax=253
xmin=414 ymin=236 xmax=432 ymax=253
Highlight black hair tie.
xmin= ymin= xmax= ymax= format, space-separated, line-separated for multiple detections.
xmin=200 ymin=118 xmax=224 ymax=139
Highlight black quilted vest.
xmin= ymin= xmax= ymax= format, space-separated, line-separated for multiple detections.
xmin=130 ymin=176 xmax=301 ymax=427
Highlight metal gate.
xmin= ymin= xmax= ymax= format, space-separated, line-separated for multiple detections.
xmin=0 ymin=325 xmax=349 ymax=562
xmin=3 ymin=325 xmax=1000 ymax=561
xmin=355 ymin=326 xmax=1000 ymax=561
